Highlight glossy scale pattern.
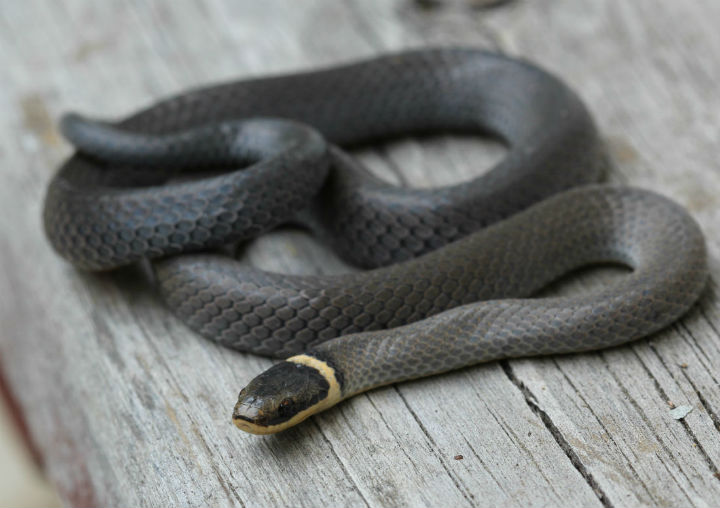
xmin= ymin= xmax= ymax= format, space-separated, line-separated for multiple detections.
xmin=229 ymin=185 xmax=707 ymax=433
xmin=45 ymin=48 xmax=608 ymax=272
xmin=309 ymin=186 xmax=708 ymax=396
xmin=41 ymin=49 xmax=708 ymax=432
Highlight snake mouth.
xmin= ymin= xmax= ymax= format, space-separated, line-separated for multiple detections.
xmin=232 ymin=402 xmax=262 ymax=422
xmin=232 ymin=404 xmax=277 ymax=435
xmin=231 ymin=397 xmax=320 ymax=435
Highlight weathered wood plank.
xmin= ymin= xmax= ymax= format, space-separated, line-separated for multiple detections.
xmin=477 ymin=0 xmax=720 ymax=504
xmin=1 ymin=0 xmax=720 ymax=507
xmin=0 ymin=1 xmax=603 ymax=506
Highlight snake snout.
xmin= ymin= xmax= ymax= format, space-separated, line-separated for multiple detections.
xmin=232 ymin=398 xmax=265 ymax=424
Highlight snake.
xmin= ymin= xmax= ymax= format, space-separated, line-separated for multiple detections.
xmin=42 ymin=48 xmax=708 ymax=434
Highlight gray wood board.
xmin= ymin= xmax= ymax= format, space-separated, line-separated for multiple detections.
xmin=0 ymin=0 xmax=719 ymax=506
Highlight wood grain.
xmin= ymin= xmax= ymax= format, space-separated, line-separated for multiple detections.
xmin=1 ymin=0 xmax=719 ymax=506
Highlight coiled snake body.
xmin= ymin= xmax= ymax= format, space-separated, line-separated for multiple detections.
xmin=43 ymin=49 xmax=707 ymax=434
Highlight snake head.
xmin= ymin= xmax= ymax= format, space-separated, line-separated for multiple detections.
xmin=232 ymin=355 xmax=342 ymax=434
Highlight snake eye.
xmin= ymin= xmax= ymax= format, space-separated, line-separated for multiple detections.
xmin=278 ymin=398 xmax=293 ymax=415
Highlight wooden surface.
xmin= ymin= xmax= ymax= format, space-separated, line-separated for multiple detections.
xmin=2 ymin=0 xmax=720 ymax=506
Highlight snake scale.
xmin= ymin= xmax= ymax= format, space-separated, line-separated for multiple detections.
xmin=43 ymin=48 xmax=708 ymax=434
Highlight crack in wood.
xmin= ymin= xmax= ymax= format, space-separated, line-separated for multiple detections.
xmin=600 ymin=351 xmax=700 ymax=504
xmin=642 ymin=340 xmax=720 ymax=480
xmin=550 ymin=358 xmax=654 ymax=497
xmin=681 ymin=372 xmax=720 ymax=435
xmin=501 ymin=361 xmax=614 ymax=508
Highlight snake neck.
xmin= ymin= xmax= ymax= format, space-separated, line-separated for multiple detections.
xmin=286 ymin=353 xmax=344 ymax=404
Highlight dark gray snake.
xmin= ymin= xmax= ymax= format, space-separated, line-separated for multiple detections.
xmin=42 ymin=48 xmax=708 ymax=434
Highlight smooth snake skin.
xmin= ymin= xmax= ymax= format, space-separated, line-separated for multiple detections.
xmin=306 ymin=185 xmax=707 ymax=398
xmin=42 ymin=49 xmax=707 ymax=411
xmin=46 ymin=48 xmax=607 ymax=270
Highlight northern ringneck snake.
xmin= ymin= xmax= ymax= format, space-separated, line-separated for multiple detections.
xmin=43 ymin=48 xmax=707 ymax=434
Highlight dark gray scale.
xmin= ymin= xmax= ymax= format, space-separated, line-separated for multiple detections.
xmin=44 ymin=48 xmax=608 ymax=272
xmin=306 ymin=186 xmax=707 ymax=396
xmin=46 ymin=48 xmax=681 ymax=363
xmin=230 ymin=185 xmax=707 ymax=432
xmin=42 ymin=49 xmax=708 ymax=424
xmin=45 ymin=118 xmax=329 ymax=270
xmin=154 ymin=186 xmax=707 ymax=361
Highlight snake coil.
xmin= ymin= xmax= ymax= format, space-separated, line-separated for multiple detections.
xmin=43 ymin=48 xmax=707 ymax=434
